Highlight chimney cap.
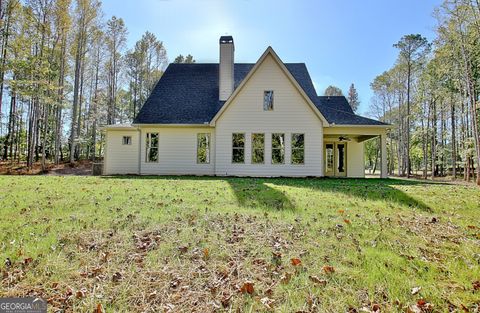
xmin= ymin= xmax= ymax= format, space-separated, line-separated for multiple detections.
xmin=219 ymin=36 xmax=234 ymax=44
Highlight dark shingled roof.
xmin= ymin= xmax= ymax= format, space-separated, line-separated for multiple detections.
xmin=134 ymin=62 xmax=388 ymax=126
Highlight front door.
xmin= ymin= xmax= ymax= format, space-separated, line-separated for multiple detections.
xmin=324 ymin=142 xmax=347 ymax=177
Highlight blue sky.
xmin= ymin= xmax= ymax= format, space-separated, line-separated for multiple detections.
xmin=102 ymin=0 xmax=441 ymax=115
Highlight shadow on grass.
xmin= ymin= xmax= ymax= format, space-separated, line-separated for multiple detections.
xmin=101 ymin=176 xmax=439 ymax=212
xmin=271 ymin=177 xmax=436 ymax=212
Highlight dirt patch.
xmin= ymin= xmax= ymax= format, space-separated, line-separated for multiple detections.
xmin=46 ymin=162 xmax=92 ymax=176
xmin=0 ymin=161 xmax=93 ymax=176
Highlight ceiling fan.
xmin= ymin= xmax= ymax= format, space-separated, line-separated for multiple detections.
xmin=338 ymin=136 xmax=351 ymax=142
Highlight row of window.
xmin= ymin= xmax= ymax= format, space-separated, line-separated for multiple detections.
xmin=129 ymin=132 xmax=304 ymax=164
xmin=142 ymin=133 xmax=211 ymax=163
xmin=232 ymin=133 xmax=305 ymax=165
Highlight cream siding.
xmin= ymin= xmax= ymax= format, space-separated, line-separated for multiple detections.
xmin=105 ymin=129 xmax=140 ymax=175
xmin=346 ymin=140 xmax=365 ymax=178
xmin=139 ymin=127 xmax=215 ymax=175
xmin=215 ymin=54 xmax=324 ymax=177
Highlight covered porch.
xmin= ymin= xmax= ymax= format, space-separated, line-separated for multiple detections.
xmin=323 ymin=126 xmax=389 ymax=178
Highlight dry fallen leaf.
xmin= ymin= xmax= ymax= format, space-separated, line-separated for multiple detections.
xmin=260 ymin=297 xmax=275 ymax=310
xmin=221 ymin=293 xmax=232 ymax=307
xmin=95 ymin=303 xmax=103 ymax=313
xmin=473 ymin=280 xmax=480 ymax=291
xmin=338 ymin=209 xmax=345 ymax=215
xmin=308 ymin=275 xmax=327 ymax=286
xmin=322 ymin=265 xmax=335 ymax=274
xmin=112 ymin=272 xmax=123 ymax=282
xmin=280 ymin=272 xmax=292 ymax=284
xmin=411 ymin=299 xmax=433 ymax=312
xmin=75 ymin=288 xmax=86 ymax=299
xmin=344 ymin=219 xmax=351 ymax=225
xmin=203 ymin=248 xmax=209 ymax=259
xmin=240 ymin=281 xmax=254 ymax=294
xmin=411 ymin=286 xmax=421 ymax=295
xmin=291 ymin=258 xmax=302 ymax=266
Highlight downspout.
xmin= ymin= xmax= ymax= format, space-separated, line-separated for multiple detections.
xmin=138 ymin=127 xmax=141 ymax=175
xmin=103 ymin=130 xmax=108 ymax=175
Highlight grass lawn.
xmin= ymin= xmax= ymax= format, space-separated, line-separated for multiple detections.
xmin=0 ymin=176 xmax=479 ymax=312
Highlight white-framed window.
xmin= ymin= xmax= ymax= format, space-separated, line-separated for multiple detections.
xmin=122 ymin=136 xmax=132 ymax=145
xmin=197 ymin=133 xmax=210 ymax=164
xmin=251 ymin=133 xmax=265 ymax=164
xmin=271 ymin=133 xmax=285 ymax=164
xmin=146 ymin=133 xmax=159 ymax=162
xmin=263 ymin=90 xmax=274 ymax=111
xmin=291 ymin=133 xmax=305 ymax=164
xmin=232 ymin=133 xmax=245 ymax=163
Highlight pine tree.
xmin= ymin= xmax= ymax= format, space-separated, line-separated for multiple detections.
xmin=347 ymin=83 xmax=360 ymax=112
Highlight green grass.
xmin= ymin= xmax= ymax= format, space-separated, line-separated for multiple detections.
xmin=0 ymin=176 xmax=479 ymax=312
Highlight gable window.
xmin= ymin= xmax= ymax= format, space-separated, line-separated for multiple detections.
xmin=122 ymin=136 xmax=132 ymax=145
xmin=197 ymin=133 xmax=210 ymax=164
xmin=263 ymin=90 xmax=274 ymax=111
xmin=232 ymin=133 xmax=245 ymax=163
xmin=146 ymin=133 xmax=159 ymax=162
xmin=271 ymin=133 xmax=285 ymax=164
xmin=251 ymin=133 xmax=265 ymax=164
xmin=291 ymin=133 xmax=305 ymax=164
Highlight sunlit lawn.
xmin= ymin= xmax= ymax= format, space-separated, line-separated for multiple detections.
xmin=0 ymin=175 xmax=479 ymax=312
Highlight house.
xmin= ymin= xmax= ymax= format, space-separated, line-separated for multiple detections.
xmin=103 ymin=36 xmax=390 ymax=177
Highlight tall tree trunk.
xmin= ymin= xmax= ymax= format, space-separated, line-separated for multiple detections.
xmin=451 ymin=96 xmax=457 ymax=180
xmin=0 ymin=0 xmax=13 ymax=123
xmin=91 ymin=44 xmax=100 ymax=161
xmin=406 ymin=61 xmax=411 ymax=178
xmin=70 ymin=25 xmax=84 ymax=164
xmin=55 ymin=32 xmax=67 ymax=164
xmin=431 ymin=98 xmax=437 ymax=180
xmin=3 ymin=89 xmax=15 ymax=160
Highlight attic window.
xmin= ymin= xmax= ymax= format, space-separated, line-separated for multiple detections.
xmin=263 ymin=90 xmax=274 ymax=111
xmin=122 ymin=136 xmax=132 ymax=145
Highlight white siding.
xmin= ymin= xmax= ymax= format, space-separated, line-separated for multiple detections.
xmin=347 ymin=140 xmax=365 ymax=178
xmin=140 ymin=127 xmax=215 ymax=175
xmin=215 ymin=54 xmax=324 ymax=177
xmin=105 ymin=129 xmax=140 ymax=175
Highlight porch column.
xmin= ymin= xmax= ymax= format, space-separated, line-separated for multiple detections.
xmin=380 ymin=132 xmax=388 ymax=178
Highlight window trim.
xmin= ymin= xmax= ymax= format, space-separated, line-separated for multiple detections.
xmin=145 ymin=132 xmax=159 ymax=163
xmin=122 ymin=136 xmax=132 ymax=145
xmin=271 ymin=133 xmax=285 ymax=165
xmin=251 ymin=133 xmax=265 ymax=164
xmin=263 ymin=90 xmax=274 ymax=111
xmin=291 ymin=133 xmax=305 ymax=165
xmin=232 ymin=133 xmax=246 ymax=164
xmin=196 ymin=133 xmax=211 ymax=164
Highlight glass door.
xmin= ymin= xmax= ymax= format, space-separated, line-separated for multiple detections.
xmin=325 ymin=143 xmax=334 ymax=176
xmin=324 ymin=142 xmax=347 ymax=177
xmin=336 ymin=143 xmax=347 ymax=177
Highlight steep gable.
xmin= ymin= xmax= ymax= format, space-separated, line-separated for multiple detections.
xmin=210 ymin=47 xmax=329 ymax=125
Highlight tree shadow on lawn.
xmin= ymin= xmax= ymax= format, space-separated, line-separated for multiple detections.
xmin=101 ymin=175 xmax=295 ymax=211
xmin=101 ymin=176 xmax=444 ymax=212
xmin=270 ymin=177 xmax=445 ymax=212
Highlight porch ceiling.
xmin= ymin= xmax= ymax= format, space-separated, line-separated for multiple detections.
xmin=323 ymin=134 xmax=379 ymax=143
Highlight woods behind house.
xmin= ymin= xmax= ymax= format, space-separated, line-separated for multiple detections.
xmin=366 ymin=1 xmax=479 ymax=184
xmin=0 ymin=0 xmax=479 ymax=185
xmin=0 ymin=0 xmax=195 ymax=171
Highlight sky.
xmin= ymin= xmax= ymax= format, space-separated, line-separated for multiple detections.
xmin=102 ymin=0 xmax=441 ymax=115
